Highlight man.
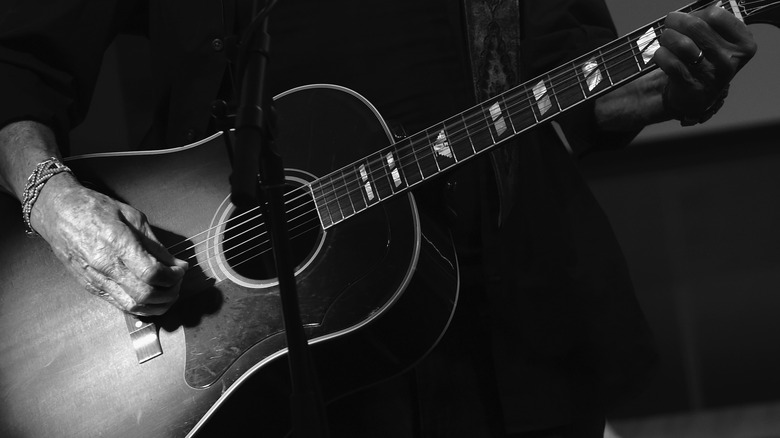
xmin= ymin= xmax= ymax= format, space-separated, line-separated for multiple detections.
xmin=0 ymin=0 xmax=757 ymax=436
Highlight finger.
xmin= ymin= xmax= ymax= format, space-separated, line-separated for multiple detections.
xmin=83 ymin=264 xmax=175 ymax=316
xmin=692 ymin=4 xmax=754 ymax=46
xmin=664 ymin=10 xmax=724 ymax=58
xmin=137 ymin=220 xmax=190 ymax=271
xmin=126 ymin=302 xmax=173 ymax=317
xmin=85 ymin=245 xmax=180 ymax=306
xmin=658 ymin=27 xmax=703 ymax=65
xmin=652 ymin=46 xmax=695 ymax=83
xmin=694 ymin=6 xmax=757 ymax=73
xmin=110 ymin=212 xmax=187 ymax=289
xmin=119 ymin=206 xmax=188 ymax=280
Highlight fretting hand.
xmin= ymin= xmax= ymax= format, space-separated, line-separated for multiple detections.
xmin=654 ymin=4 xmax=757 ymax=123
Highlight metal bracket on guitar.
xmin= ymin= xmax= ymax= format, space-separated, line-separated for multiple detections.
xmin=124 ymin=313 xmax=163 ymax=364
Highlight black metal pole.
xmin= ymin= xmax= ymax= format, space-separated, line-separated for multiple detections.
xmin=229 ymin=3 xmax=329 ymax=436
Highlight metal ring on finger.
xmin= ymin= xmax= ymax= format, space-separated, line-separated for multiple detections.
xmin=690 ymin=49 xmax=704 ymax=65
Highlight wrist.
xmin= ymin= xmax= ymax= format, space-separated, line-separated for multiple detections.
xmin=24 ymin=159 xmax=79 ymax=236
xmin=663 ymin=82 xmax=730 ymax=127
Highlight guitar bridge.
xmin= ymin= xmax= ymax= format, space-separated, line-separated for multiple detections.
xmin=124 ymin=313 xmax=163 ymax=364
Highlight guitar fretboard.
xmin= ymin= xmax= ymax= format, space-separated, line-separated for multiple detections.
xmin=310 ymin=0 xmax=745 ymax=229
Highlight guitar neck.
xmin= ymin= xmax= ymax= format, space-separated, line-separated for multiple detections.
xmin=310 ymin=0 xmax=746 ymax=229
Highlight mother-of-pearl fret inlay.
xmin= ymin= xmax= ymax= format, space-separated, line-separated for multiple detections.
xmin=489 ymin=102 xmax=508 ymax=136
xmin=532 ymin=80 xmax=552 ymax=116
xmin=386 ymin=152 xmax=402 ymax=187
xmin=433 ymin=129 xmax=453 ymax=158
xmin=637 ymin=27 xmax=660 ymax=64
xmin=308 ymin=0 xmax=763 ymax=233
xmin=583 ymin=58 xmax=603 ymax=92
xmin=359 ymin=164 xmax=375 ymax=200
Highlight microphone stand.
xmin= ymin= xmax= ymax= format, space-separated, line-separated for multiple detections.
xmin=229 ymin=1 xmax=329 ymax=436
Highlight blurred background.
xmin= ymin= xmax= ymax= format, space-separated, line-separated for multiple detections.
xmin=69 ymin=1 xmax=780 ymax=436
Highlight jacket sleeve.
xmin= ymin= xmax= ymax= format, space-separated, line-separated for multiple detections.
xmin=520 ymin=0 xmax=641 ymax=155
xmin=0 ymin=0 xmax=140 ymax=148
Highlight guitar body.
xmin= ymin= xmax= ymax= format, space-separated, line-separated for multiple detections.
xmin=0 ymin=85 xmax=459 ymax=437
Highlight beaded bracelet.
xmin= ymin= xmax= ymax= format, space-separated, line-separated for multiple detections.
xmin=21 ymin=157 xmax=72 ymax=236
xmin=663 ymin=83 xmax=730 ymax=127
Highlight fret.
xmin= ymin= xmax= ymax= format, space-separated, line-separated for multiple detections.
xmin=638 ymin=23 xmax=662 ymax=67
xmin=443 ymin=114 xmax=476 ymax=161
xmin=310 ymin=0 xmax=757 ymax=233
xmin=328 ymin=169 xmax=353 ymax=220
xmin=504 ymin=86 xmax=537 ymax=133
xmin=319 ymin=177 xmax=344 ymax=223
xmin=386 ymin=146 xmax=408 ymax=190
xmin=311 ymin=181 xmax=335 ymax=228
xmin=406 ymin=131 xmax=439 ymax=180
xmin=576 ymin=54 xmax=610 ymax=98
xmin=356 ymin=161 xmax=379 ymax=207
xmin=603 ymin=35 xmax=641 ymax=84
xmin=548 ymin=64 xmax=582 ymax=111
xmin=597 ymin=48 xmax=614 ymax=86
xmin=481 ymin=98 xmax=513 ymax=142
xmin=426 ymin=123 xmax=457 ymax=172
xmin=476 ymin=104 xmax=498 ymax=145
xmin=462 ymin=107 xmax=494 ymax=152
xmin=395 ymin=137 xmax=424 ymax=186
xmin=343 ymin=163 xmax=369 ymax=213
xmin=530 ymin=78 xmax=556 ymax=122
xmin=497 ymin=95 xmax=519 ymax=137
xmin=365 ymin=149 xmax=401 ymax=200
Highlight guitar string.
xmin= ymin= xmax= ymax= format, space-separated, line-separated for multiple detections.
xmin=167 ymin=24 xmax=661 ymax=277
xmin=310 ymin=0 xmax=761 ymax=217
xmin=303 ymin=23 xmax=673 ymax=218
xmin=169 ymin=0 xmax=769 ymax=260
xmin=163 ymin=0 xmax=757 ymax=276
xmin=216 ymin=0 xmax=769 ymax=276
xmin=168 ymin=195 xmax=317 ymax=271
xmin=162 ymin=0 xmax=710 ymax=262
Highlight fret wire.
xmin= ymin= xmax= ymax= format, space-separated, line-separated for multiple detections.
xmin=326 ymin=172 xmax=346 ymax=223
xmin=390 ymin=142 xmax=412 ymax=188
xmin=343 ymin=164 xmax=364 ymax=214
xmin=547 ymin=72 xmax=562 ymax=113
xmin=629 ymin=34 xmax=642 ymax=72
xmin=390 ymin=145 xmax=410 ymax=190
xmin=339 ymin=167 xmax=358 ymax=217
xmin=462 ymin=113 xmax=478 ymax=155
xmin=333 ymin=168 xmax=353 ymax=219
xmin=443 ymin=122 xmax=463 ymax=163
xmin=599 ymin=48 xmax=615 ymax=86
xmin=574 ymin=59 xmax=588 ymax=98
xmin=409 ymin=131 xmax=439 ymax=179
xmin=500 ymin=95 xmax=518 ymax=135
xmin=304 ymin=0 xmax=755 ymax=233
xmin=426 ymin=127 xmax=443 ymax=173
xmin=471 ymin=105 xmax=497 ymax=151
xmin=398 ymin=137 xmax=424 ymax=185
xmin=309 ymin=1 xmax=729 ymax=209
xmin=312 ymin=181 xmax=334 ymax=228
xmin=480 ymin=104 xmax=498 ymax=144
xmin=370 ymin=149 xmax=394 ymax=199
xmin=328 ymin=168 xmax=347 ymax=222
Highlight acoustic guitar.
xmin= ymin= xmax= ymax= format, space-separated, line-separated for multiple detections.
xmin=1 ymin=1 xmax=777 ymax=436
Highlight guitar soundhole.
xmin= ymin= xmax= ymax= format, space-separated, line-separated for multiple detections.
xmin=220 ymin=181 xmax=322 ymax=281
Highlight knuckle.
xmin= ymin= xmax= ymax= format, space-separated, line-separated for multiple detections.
xmin=138 ymin=264 xmax=156 ymax=283
xmin=122 ymin=206 xmax=147 ymax=226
